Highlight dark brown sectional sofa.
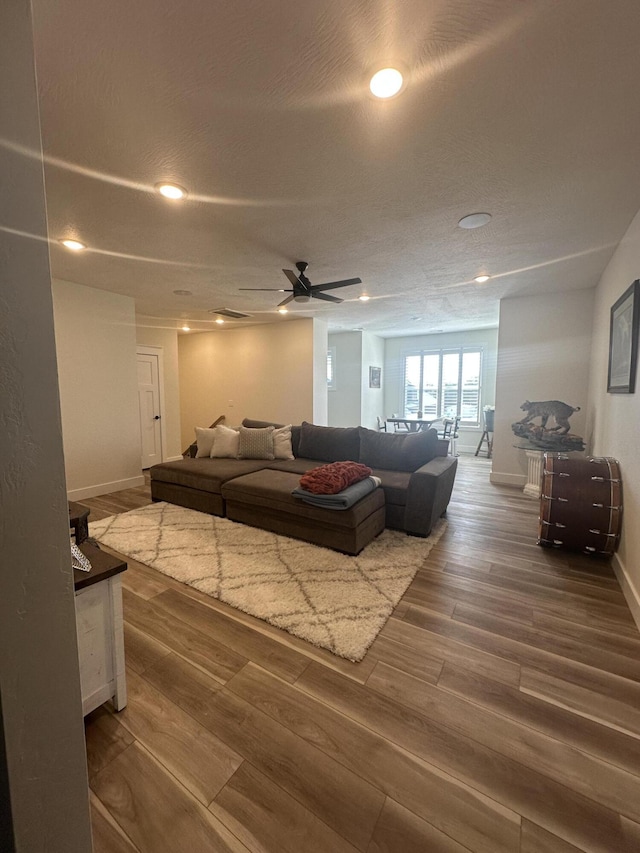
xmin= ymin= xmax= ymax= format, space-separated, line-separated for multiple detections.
xmin=149 ymin=418 xmax=458 ymax=554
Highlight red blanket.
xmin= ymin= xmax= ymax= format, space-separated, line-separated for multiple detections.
xmin=299 ymin=461 xmax=373 ymax=495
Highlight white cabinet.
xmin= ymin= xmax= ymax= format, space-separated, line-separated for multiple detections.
xmin=74 ymin=545 xmax=127 ymax=715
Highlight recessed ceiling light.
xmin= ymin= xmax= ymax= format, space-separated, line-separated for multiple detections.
xmin=358 ymin=295 xmax=370 ymax=302
xmin=215 ymin=318 xmax=225 ymax=325
xmin=59 ymin=238 xmax=86 ymax=251
xmin=278 ymin=307 xmax=289 ymax=314
xmin=369 ymin=68 xmax=404 ymax=99
xmin=474 ymin=274 xmax=490 ymax=283
xmin=155 ymin=182 xmax=187 ymax=200
xmin=173 ymin=289 xmax=192 ymax=296
xmin=181 ymin=325 xmax=190 ymax=332
xmin=458 ymin=212 xmax=492 ymax=229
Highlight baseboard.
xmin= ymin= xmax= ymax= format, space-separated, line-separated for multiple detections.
xmin=490 ymin=472 xmax=527 ymax=487
xmin=68 ymin=475 xmax=145 ymax=501
xmin=612 ymin=552 xmax=640 ymax=632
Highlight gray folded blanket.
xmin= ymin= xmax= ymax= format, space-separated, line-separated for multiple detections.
xmin=291 ymin=476 xmax=381 ymax=510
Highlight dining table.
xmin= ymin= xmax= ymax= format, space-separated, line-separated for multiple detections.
xmin=386 ymin=416 xmax=442 ymax=433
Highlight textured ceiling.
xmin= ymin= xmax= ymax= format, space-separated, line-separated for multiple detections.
xmin=28 ymin=0 xmax=640 ymax=337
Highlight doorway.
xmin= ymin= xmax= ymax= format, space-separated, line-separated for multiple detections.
xmin=136 ymin=348 xmax=165 ymax=469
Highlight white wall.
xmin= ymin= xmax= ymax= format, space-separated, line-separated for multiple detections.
xmin=492 ymin=291 xmax=593 ymax=486
xmin=362 ymin=333 xmax=386 ymax=430
xmin=328 ymin=332 xmax=363 ymax=426
xmin=136 ymin=323 xmax=183 ymax=459
xmin=384 ymin=328 xmax=498 ymax=453
xmin=178 ymin=319 xmax=318 ymax=447
xmin=328 ymin=331 xmax=385 ymax=428
xmin=0 ymin=1 xmax=92 ymax=847
xmin=587 ymin=208 xmax=640 ymax=625
xmin=312 ymin=318 xmax=329 ymax=425
xmin=52 ymin=280 xmax=144 ymax=499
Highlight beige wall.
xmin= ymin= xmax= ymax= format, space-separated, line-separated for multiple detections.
xmin=587 ymin=208 xmax=640 ymax=625
xmin=136 ymin=322 xmax=183 ymax=459
xmin=0 ymin=1 xmax=92 ymax=847
xmin=492 ymin=290 xmax=593 ymax=486
xmin=178 ymin=319 xmax=318 ymax=446
xmin=52 ymin=279 xmax=144 ymax=499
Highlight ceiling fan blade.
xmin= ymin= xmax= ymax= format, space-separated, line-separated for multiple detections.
xmin=239 ymin=288 xmax=288 ymax=292
xmin=312 ymin=291 xmax=343 ymax=304
xmin=278 ymin=294 xmax=295 ymax=307
xmin=311 ymin=277 xmax=362 ymax=292
xmin=282 ymin=269 xmax=301 ymax=287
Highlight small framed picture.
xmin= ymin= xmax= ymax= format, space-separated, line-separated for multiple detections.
xmin=369 ymin=366 xmax=381 ymax=388
xmin=608 ymin=280 xmax=640 ymax=393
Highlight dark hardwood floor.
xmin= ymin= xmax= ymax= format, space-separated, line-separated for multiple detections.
xmin=80 ymin=456 xmax=640 ymax=853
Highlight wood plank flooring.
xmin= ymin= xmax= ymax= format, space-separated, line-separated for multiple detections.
xmin=80 ymin=457 xmax=640 ymax=853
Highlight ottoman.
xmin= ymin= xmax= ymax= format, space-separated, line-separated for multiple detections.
xmin=221 ymin=469 xmax=386 ymax=555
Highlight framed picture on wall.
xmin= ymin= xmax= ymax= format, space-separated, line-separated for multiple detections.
xmin=369 ymin=366 xmax=381 ymax=388
xmin=607 ymin=279 xmax=640 ymax=393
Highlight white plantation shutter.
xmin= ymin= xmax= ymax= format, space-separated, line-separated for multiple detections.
xmin=402 ymin=347 xmax=483 ymax=425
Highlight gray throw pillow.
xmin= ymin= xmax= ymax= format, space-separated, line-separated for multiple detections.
xmin=237 ymin=425 xmax=275 ymax=460
xmin=358 ymin=426 xmax=438 ymax=472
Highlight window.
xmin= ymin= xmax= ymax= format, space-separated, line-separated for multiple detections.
xmin=403 ymin=348 xmax=482 ymax=425
xmin=327 ymin=347 xmax=336 ymax=390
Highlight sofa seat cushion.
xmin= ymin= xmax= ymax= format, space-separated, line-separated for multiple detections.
xmin=221 ymin=469 xmax=384 ymax=530
xmin=368 ymin=468 xmax=412 ymax=506
xmin=150 ymin=458 xmax=269 ymax=494
xmin=267 ymin=457 xmax=324 ymax=475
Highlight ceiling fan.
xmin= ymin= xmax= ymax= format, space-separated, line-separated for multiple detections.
xmin=239 ymin=261 xmax=362 ymax=307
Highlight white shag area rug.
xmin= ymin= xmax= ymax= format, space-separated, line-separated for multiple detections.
xmin=89 ymin=502 xmax=446 ymax=662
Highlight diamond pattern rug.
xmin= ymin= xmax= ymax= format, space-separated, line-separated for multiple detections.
xmin=89 ymin=502 xmax=446 ymax=661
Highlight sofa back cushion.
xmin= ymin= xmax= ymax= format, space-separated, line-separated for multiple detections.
xmin=298 ymin=422 xmax=360 ymax=462
xmin=358 ymin=426 xmax=438 ymax=472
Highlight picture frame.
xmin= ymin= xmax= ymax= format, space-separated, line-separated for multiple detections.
xmin=369 ymin=366 xmax=381 ymax=389
xmin=608 ymin=279 xmax=640 ymax=394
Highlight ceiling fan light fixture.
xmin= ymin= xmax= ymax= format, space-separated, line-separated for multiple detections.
xmin=155 ymin=182 xmax=187 ymax=200
xmin=458 ymin=212 xmax=492 ymax=230
xmin=474 ymin=274 xmax=490 ymax=283
xmin=370 ymin=68 xmax=404 ymax=99
xmin=59 ymin=238 xmax=86 ymax=251
xmin=294 ymin=294 xmax=311 ymax=303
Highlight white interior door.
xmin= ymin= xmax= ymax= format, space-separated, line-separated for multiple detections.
xmin=137 ymin=352 xmax=162 ymax=469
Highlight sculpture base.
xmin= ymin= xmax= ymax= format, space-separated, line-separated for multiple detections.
xmin=523 ymin=450 xmax=544 ymax=499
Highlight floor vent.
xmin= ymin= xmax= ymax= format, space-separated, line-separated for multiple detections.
xmin=208 ymin=308 xmax=252 ymax=319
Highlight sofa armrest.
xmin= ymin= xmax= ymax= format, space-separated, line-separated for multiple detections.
xmin=404 ymin=455 xmax=458 ymax=537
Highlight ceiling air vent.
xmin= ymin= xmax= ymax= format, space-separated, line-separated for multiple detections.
xmin=207 ymin=308 xmax=252 ymax=319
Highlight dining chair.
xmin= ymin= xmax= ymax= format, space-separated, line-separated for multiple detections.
xmin=376 ymin=416 xmax=387 ymax=432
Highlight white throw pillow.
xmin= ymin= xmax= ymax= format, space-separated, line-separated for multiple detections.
xmin=194 ymin=427 xmax=217 ymax=458
xmin=210 ymin=424 xmax=240 ymax=458
xmin=273 ymin=425 xmax=294 ymax=460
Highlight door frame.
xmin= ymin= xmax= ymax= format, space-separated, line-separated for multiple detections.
xmin=136 ymin=345 xmax=168 ymax=465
